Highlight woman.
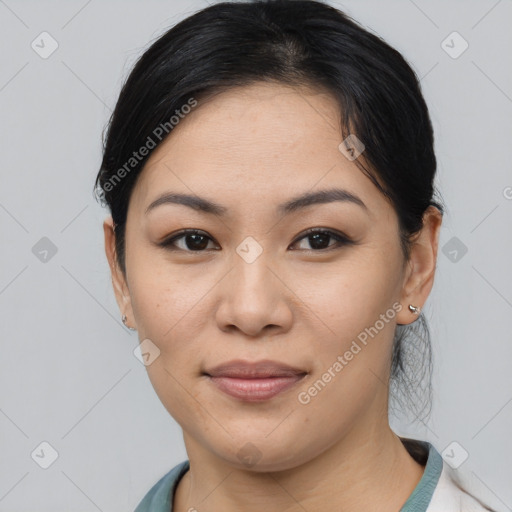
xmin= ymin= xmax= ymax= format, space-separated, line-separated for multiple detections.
xmin=94 ymin=1 xmax=496 ymax=510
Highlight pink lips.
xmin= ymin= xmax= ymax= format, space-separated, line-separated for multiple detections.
xmin=204 ymin=359 xmax=307 ymax=402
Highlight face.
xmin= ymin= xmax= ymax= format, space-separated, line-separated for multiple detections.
xmin=104 ymin=82 xmax=441 ymax=472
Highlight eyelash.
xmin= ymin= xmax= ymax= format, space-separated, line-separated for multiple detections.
xmin=159 ymin=228 xmax=354 ymax=253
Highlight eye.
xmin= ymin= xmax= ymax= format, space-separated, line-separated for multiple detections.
xmin=160 ymin=229 xmax=219 ymax=252
xmin=159 ymin=228 xmax=353 ymax=253
xmin=290 ymin=228 xmax=353 ymax=252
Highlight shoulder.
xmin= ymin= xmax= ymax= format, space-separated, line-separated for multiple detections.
xmin=427 ymin=458 xmax=499 ymax=512
xmin=399 ymin=438 xmax=501 ymax=512
xmin=134 ymin=460 xmax=190 ymax=512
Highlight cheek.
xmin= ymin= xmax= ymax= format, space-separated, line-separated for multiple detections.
xmin=294 ymin=249 xmax=401 ymax=334
xmin=128 ymin=265 xmax=214 ymax=425
xmin=127 ymin=244 xmax=211 ymax=339
xmin=131 ymin=286 xmax=211 ymax=366
xmin=144 ymin=354 xmax=211 ymax=437
xmin=294 ymin=268 xmax=400 ymax=428
xmin=293 ymin=248 xmax=403 ymax=396
xmin=342 ymin=237 xmax=404 ymax=312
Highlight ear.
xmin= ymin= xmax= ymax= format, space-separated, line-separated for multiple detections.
xmin=396 ymin=206 xmax=443 ymax=325
xmin=103 ymin=216 xmax=136 ymax=329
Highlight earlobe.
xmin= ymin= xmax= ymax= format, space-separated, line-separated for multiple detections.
xmin=407 ymin=304 xmax=421 ymax=315
xmin=122 ymin=314 xmax=137 ymax=331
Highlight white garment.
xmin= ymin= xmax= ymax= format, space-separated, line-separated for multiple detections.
xmin=427 ymin=461 xmax=502 ymax=512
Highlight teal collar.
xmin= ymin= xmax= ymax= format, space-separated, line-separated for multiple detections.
xmin=400 ymin=440 xmax=443 ymax=511
xmin=134 ymin=460 xmax=189 ymax=512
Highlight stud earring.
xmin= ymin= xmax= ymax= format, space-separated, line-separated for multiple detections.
xmin=122 ymin=314 xmax=136 ymax=331
xmin=408 ymin=304 xmax=421 ymax=315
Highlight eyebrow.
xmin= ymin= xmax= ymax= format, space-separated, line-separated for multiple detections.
xmin=144 ymin=188 xmax=368 ymax=217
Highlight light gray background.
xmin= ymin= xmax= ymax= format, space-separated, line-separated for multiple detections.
xmin=1 ymin=0 xmax=511 ymax=510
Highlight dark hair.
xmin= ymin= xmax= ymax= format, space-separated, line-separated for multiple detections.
xmin=94 ymin=0 xmax=444 ymax=421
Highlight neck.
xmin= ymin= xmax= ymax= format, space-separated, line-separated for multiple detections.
xmin=174 ymin=423 xmax=425 ymax=512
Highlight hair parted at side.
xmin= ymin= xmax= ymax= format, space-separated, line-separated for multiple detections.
xmin=94 ymin=0 xmax=444 ymax=421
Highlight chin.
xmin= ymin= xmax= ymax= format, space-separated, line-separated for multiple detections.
xmin=206 ymin=433 xmax=315 ymax=473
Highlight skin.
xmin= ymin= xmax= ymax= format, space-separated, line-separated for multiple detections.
xmin=104 ymin=82 xmax=442 ymax=511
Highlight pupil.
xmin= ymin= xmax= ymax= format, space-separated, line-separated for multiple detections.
xmin=186 ymin=234 xmax=208 ymax=250
xmin=309 ymin=233 xmax=329 ymax=250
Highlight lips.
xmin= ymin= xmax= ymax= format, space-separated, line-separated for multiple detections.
xmin=203 ymin=359 xmax=308 ymax=402
xmin=204 ymin=359 xmax=307 ymax=378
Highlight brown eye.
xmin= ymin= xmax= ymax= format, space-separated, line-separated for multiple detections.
xmin=159 ymin=228 xmax=353 ymax=253
xmin=160 ymin=230 xmax=218 ymax=252
xmin=290 ymin=229 xmax=353 ymax=252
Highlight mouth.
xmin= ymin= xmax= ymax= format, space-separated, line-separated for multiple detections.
xmin=203 ymin=359 xmax=308 ymax=402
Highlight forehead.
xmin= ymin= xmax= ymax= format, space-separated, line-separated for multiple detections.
xmin=129 ymin=82 xmax=391 ymax=221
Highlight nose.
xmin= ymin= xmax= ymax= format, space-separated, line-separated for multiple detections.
xmin=215 ymin=252 xmax=293 ymax=338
